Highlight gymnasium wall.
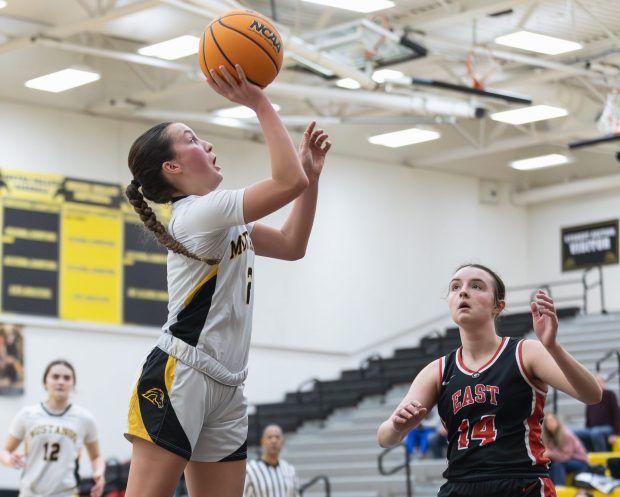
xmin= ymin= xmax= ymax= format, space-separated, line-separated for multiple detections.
xmin=0 ymin=99 xmax=614 ymax=485
xmin=526 ymin=190 xmax=620 ymax=314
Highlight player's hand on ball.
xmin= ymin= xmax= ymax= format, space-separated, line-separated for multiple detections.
xmin=206 ymin=64 xmax=266 ymax=110
xmin=299 ymin=121 xmax=331 ymax=184
xmin=390 ymin=400 xmax=427 ymax=433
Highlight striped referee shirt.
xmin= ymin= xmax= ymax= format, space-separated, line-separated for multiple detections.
xmin=244 ymin=458 xmax=300 ymax=497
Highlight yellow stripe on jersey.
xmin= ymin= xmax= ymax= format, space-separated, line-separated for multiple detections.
xmin=183 ymin=265 xmax=219 ymax=306
xmin=127 ymin=373 xmax=152 ymax=443
xmin=164 ymin=355 xmax=177 ymax=394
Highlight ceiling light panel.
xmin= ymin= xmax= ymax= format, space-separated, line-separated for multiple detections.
xmin=25 ymin=69 xmax=100 ymax=93
xmin=510 ymin=154 xmax=570 ymax=170
xmin=301 ymin=0 xmax=394 ymax=13
xmin=139 ymin=35 xmax=200 ymax=60
xmin=495 ymin=31 xmax=582 ymax=55
xmin=490 ymin=105 xmax=568 ymax=125
xmin=368 ymin=128 xmax=440 ymax=148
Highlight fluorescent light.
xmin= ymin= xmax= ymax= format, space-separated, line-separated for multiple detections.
xmin=336 ymin=78 xmax=361 ymax=90
xmin=0 ymin=1 xmax=7 ymax=9
xmin=138 ymin=35 xmax=200 ymax=60
xmin=510 ymin=154 xmax=570 ymax=170
xmin=372 ymin=69 xmax=404 ymax=83
xmin=490 ymin=105 xmax=568 ymax=125
xmin=215 ymin=104 xmax=281 ymax=119
xmin=368 ymin=128 xmax=440 ymax=148
xmin=301 ymin=0 xmax=394 ymax=13
xmin=495 ymin=31 xmax=582 ymax=55
xmin=25 ymin=68 xmax=100 ymax=93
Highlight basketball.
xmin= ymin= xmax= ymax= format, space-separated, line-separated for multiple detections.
xmin=199 ymin=9 xmax=284 ymax=89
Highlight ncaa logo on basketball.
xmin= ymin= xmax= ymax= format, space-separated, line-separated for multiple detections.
xmin=249 ymin=20 xmax=282 ymax=53
xmin=141 ymin=387 xmax=165 ymax=408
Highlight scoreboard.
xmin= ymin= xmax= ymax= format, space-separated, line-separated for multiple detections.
xmin=0 ymin=168 xmax=168 ymax=327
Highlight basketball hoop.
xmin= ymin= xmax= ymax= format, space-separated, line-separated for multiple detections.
xmin=465 ymin=46 xmax=499 ymax=90
xmin=597 ymin=88 xmax=620 ymax=135
xmin=362 ymin=13 xmax=390 ymax=62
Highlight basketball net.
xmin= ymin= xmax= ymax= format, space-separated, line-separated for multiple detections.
xmin=363 ymin=13 xmax=390 ymax=62
xmin=597 ymin=88 xmax=620 ymax=135
xmin=465 ymin=46 xmax=499 ymax=90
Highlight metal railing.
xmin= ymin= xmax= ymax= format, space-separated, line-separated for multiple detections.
xmin=583 ymin=266 xmax=607 ymax=314
xmin=299 ymin=475 xmax=331 ymax=497
xmin=420 ymin=329 xmax=444 ymax=356
xmin=377 ymin=442 xmax=412 ymax=497
xmin=360 ymin=353 xmax=387 ymax=403
xmin=595 ymin=350 xmax=620 ymax=400
xmin=296 ymin=377 xmax=325 ymax=416
xmin=507 ymin=265 xmax=605 ymax=315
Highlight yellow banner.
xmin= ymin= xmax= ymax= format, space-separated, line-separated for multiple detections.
xmin=59 ymin=204 xmax=122 ymax=323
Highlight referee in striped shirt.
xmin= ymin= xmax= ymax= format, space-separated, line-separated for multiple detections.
xmin=244 ymin=424 xmax=300 ymax=497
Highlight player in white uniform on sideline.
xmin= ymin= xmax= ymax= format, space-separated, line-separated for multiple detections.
xmin=0 ymin=359 xmax=105 ymax=497
xmin=123 ymin=63 xmax=330 ymax=497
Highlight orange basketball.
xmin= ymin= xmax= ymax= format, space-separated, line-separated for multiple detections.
xmin=199 ymin=9 xmax=284 ymax=89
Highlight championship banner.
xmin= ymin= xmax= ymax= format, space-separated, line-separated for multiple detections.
xmin=561 ymin=219 xmax=619 ymax=271
xmin=0 ymin=168 xmax=170 ymax=327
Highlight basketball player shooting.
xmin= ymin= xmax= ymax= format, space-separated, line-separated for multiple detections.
xmin=122 ymin=61 xmax=330 ymax=497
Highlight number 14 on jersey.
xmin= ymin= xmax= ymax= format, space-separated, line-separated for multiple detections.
xmin=457 ymin=415 xmax=497 ymax=450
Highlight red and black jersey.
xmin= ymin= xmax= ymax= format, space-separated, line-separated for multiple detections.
xmin=436 ymin=337 xmax=550 ymax=481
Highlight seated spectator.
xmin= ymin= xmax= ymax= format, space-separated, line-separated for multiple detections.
xmin=574 ymin=374 xmax=619 ymax=452
xmin=405 ymin=407 xmax=438 ymax=458
xmin=543 ymin=412 xmax=589 ymax=486
xmin=427 ymin=418 xmax=448 ymax=459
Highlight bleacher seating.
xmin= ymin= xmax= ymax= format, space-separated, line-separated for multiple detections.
xmin=248 ymin=307 xmax=580 ymax=445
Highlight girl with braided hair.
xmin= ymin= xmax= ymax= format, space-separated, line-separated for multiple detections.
xmin=123 ymin=64 xmax=330 ymax=497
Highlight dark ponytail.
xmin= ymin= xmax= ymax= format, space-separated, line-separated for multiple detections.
xmin=126 ymin=122 xmax=219 ymax=264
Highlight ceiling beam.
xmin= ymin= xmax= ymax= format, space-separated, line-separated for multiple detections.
xmin=409 ymin=0 xmax=539 ymax=31
xmin=413 ymin=122 xmax=597 ymax=167
xmin=0 ymin=0 xmax=161 ymax=55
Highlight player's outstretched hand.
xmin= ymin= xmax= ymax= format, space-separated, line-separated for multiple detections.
xmin=206 ymin=64 xmax=267 ymax=111
xmin=530 ymin=289 xmax=559 ymax=349
xmin=299 ymin=121 xmax=331 ymax=184
xmin=390 ymin=400 xmax=428 ymax=433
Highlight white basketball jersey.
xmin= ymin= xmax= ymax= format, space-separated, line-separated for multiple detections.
xmin=9 ymin=403 xmax=98 ymax=497
xmin=159 ymin=189 xmax=255 ymax=384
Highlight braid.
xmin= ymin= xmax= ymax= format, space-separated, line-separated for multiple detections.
xmin=126 ymin=122 xmax=222 ymax=265
xmin=125 ymin=181 xmax=221 ymax=265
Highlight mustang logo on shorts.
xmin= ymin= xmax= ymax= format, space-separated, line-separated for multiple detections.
xmin=141 ymin=387 xmax=165 ymax=408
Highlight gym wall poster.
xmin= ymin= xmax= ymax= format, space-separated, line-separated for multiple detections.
xmin=0 ymin=168 xmax=169 ymax=327
xmin=561 ymin=219 xmax=619 ymax=272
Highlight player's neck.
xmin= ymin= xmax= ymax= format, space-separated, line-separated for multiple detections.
xmin=261 ymin=454 xmax=279 ymax=466
xmin=45 ymin=397 xmax=70 ymax=412
xmin=459 ymin=326 xmax=502 ymax=364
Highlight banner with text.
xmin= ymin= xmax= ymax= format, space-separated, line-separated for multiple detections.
xmin=0 ymin=168 xmax=169 ymax=327
xmin=561 ymin=219 xmax=619 ymax=271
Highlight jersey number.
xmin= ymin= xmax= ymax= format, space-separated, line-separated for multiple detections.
xmin=246 ymin=267 xmax=253 ymax=305
xmin=457 ymin=415 xmax=497 ymax=450
xmin=43 ymin=442 xmax=60 ymax=461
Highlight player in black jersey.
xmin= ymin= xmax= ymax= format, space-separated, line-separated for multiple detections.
xmin=378 ymin=264 xmax=602 ymax=497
